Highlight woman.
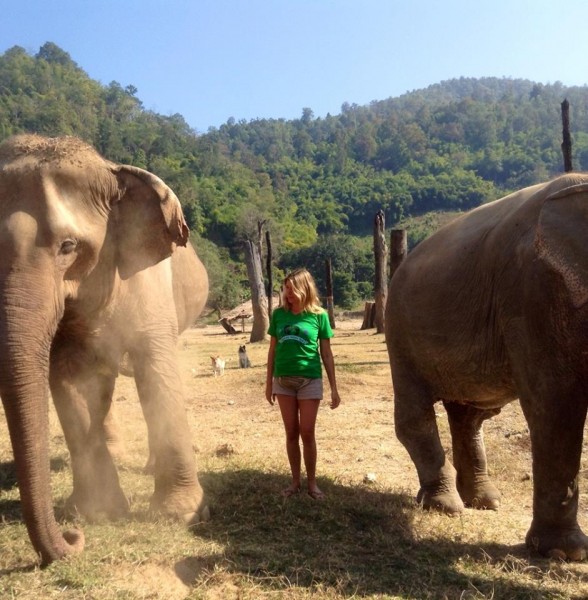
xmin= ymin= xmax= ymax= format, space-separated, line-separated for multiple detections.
xmin=265 ymin=268 xmax=341 ymax=499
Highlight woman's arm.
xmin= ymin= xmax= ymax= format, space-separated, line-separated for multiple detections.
xmin=320 ymin=338 xmax=341 ymax=409
xmin=265 ymin=336 xmax=277 ymax=405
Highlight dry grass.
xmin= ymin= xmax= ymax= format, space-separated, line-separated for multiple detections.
xmin=1 ymin=316 xmax=588 ymax=599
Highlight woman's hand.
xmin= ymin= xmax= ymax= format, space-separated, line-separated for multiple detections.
xmin=329 ymin=389 xmax=341 ymax=409
xmin=320 ymin=338 xmax=340 ymax=410
xmin=266 ymin=382 xmax=276 ymax=405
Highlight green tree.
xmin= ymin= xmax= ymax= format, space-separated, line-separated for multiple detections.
xmin=280 ymin=235 xmax=374 ymax=309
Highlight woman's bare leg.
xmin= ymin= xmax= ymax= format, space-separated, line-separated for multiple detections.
xmin=299 ymin=399 xmax=323 ymax=498
xmin=277 ymin=395 xmax=301 ymax=495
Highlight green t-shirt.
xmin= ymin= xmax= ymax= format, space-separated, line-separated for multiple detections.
xmin=268 ymin=307 xmax=333 ymax=378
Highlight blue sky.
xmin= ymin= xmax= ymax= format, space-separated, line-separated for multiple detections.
xmin=2 ymin=1 xmax=588 ymax=133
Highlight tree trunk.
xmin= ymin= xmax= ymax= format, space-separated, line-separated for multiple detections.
xmin=561 ymin=99 xmax=573 ymax=172
xmin=373 ymin=210 xmax=387 ymax=333
xmin=390 ymin=229 xmax=408 ymax=279
xmin=244 ymin=239 xmax=269 ymax=342
xmin=360 ymin=301 xmax=376 ymax=330
xmin=266 ymin=230 xmax=273 ymax=318
xmin=325 ymin=258 xmax=335 ymax=329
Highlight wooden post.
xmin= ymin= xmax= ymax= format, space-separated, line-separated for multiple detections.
xmin=561 ymin=99 xmax=573 ymax=172
xmin=390 ymin=229 xmax=408 ymax=280
xmin=325 ymin=258 xmax=335 ymax=329
xmin=243 ymin=239 xmax=269 ymax=342
xmin=360 ymin=301 xmax=376 ymax=330
xmin=265 ymin=230 xmax=273 ymax=318
xmin=219 ymin=318 xmax=237 ymax=335
xmin=373 ymin=210 xmax=387 ymax=333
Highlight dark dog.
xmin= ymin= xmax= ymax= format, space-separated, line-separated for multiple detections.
xmin=238 ymin=345 xmax=251 ymax=368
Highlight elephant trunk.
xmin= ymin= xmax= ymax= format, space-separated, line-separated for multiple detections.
xmin=0 ymin=291 xmax=84 ymax=565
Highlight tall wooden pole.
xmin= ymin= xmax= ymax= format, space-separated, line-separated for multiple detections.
xmin=389 ymin=229 xmax=408 ymax=280
xmin=243 ymin=240 xmax=269 ymax=342
xmin=265 ymin=230 xmax=273 ymax=318
xmin=561 ymin=99 xmax=573 ymax=173
xmin=373 ymin=210 xmax=387 ymax=333
xmin=325 ymin=258 xmax=335 ymax=329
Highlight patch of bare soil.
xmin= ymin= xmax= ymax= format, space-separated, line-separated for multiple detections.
xmin=3 ymin=315 xmax=588 ymax=597
xmin=109 ymin=318 xmax=588 ymax=595
xmin=108 ymin=563 xmax=190 ymax=600
xmin=113 ymin=316 xmax=588 ymax=545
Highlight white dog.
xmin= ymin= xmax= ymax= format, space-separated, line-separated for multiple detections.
xmin=211 ymin=355 xmax=226 ymax=377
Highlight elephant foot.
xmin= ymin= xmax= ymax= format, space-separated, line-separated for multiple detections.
xmin=65 ymin=486 xmax=130 ymax=522
xmin=149 ymin=485 xmax=210 ymax=526
xmin=459 ymin=480 xmax=501 ymax=510
xmin=526 ymin=523 xmax=588 ymax=561
xmin=416 ymin=486 xmax=464 ymax=515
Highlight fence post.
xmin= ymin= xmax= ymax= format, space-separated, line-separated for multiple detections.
xmin=325 ymin=258 xmax=335 ymax=329
xmin=373 ymin=210 xmax=387 ymax=333
xmin=561 ymin=99 xmax=573 ymax=173
xmin=265 ymin=230 xmax=273 ymax=318
xmin=389 ymin=229 xmax=408 ymax=280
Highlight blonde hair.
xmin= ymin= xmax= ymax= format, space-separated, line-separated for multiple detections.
xmin=281 ymin=268 xmax=323 ymax=314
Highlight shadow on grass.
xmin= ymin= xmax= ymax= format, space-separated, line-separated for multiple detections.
xmin=0 ymin=460 xmax=17 ymax=492
xmin=191 ymin=468 xmax=588 ymax=599
xmin=0 ymin=458 xmax=70 ymax=524
xmin=0 ymin=457 xmax=68 ymax=494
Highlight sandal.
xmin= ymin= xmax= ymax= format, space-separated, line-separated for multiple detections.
xmin=308 ymin=489 xmax=326 ymax=500
xmin=281 ymin=486 xmax=301 ymax=498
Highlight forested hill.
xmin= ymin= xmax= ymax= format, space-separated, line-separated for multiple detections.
xmin=2 ymin=42 xmax=588 ymax=308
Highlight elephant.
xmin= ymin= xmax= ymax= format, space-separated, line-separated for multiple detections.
xmin=385 ymin=172 xmax=588 ymax=561
xmin=0 ymin=134 xmax=209 ymax=565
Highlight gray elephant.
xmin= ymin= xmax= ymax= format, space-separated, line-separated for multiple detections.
xmin=386 ymin=173 xmax=588 ymax=560
xmin=0 ymin=134 xmax=209 ymax=565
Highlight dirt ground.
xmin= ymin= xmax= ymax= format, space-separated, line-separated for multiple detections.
xmin=111 ymin=317 xmax=403 ymax=490
xmin=3 ymin=316 xmax=588 ymax=598
xmin=111 ymin=316 xmax=587 ymax=538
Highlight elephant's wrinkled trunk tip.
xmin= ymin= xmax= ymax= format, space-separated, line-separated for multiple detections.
xmin=63 ymin=527 xmax=85 ymax=551
xmin=39 ymin=528 xmax=85 ymax=567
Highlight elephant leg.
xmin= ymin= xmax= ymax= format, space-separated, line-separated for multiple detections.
xmin=393 ymin=366 xmax=463 ymax=514
xmin=103 ymin=402 xmax=126 ymax=461
xmin=115 ymin=351 xmax=152 ymax=471
xmin=142 ymin=430 xmax=156 ymax=475
xmin=520 ymin=390 xmax=588 ymax=560
xmin=130 ymin=341 xmax=207 ymax=524
xmin=50 ymin=352 xmax=129 ymax=521
xmin=444 ymin=402 xmax=501 ymax=510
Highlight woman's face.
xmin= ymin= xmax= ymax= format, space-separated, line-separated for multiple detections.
xmin=284 ymin=280 xmax=299 ymax=307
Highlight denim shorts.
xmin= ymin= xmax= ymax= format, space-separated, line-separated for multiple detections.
xmin=272 ymin=376 xmax=323 ymax=400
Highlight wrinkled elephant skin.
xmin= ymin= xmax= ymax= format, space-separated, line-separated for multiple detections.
xmin=0 ymin=135 xmax=208 ymax=565
xmin=386 ymin=173 xmax=588 ymax=561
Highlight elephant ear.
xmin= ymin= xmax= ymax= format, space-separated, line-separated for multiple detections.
xmin=535 ymin=182 xmax=588 ymax=309
xmin=112 ymin=165 xmax=189 ymax=280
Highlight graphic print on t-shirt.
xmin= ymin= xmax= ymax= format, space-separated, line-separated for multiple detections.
xmin=279 ymin=323 xmax=310 ymax=345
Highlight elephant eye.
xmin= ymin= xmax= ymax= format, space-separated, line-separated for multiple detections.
xmin=59 ymin=239 xmax=78 ymax=255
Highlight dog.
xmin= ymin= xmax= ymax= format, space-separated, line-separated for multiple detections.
xmin=211 ymin=355 xmax=226 ymax=377
xmin=238 ymin=345 xmax=252 ymax=368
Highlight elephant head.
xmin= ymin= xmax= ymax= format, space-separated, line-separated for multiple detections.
xmin=0 ymin=134 xmax=190 ymax=565
xmin=534 ymin=180 xmax=588 ymax=309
